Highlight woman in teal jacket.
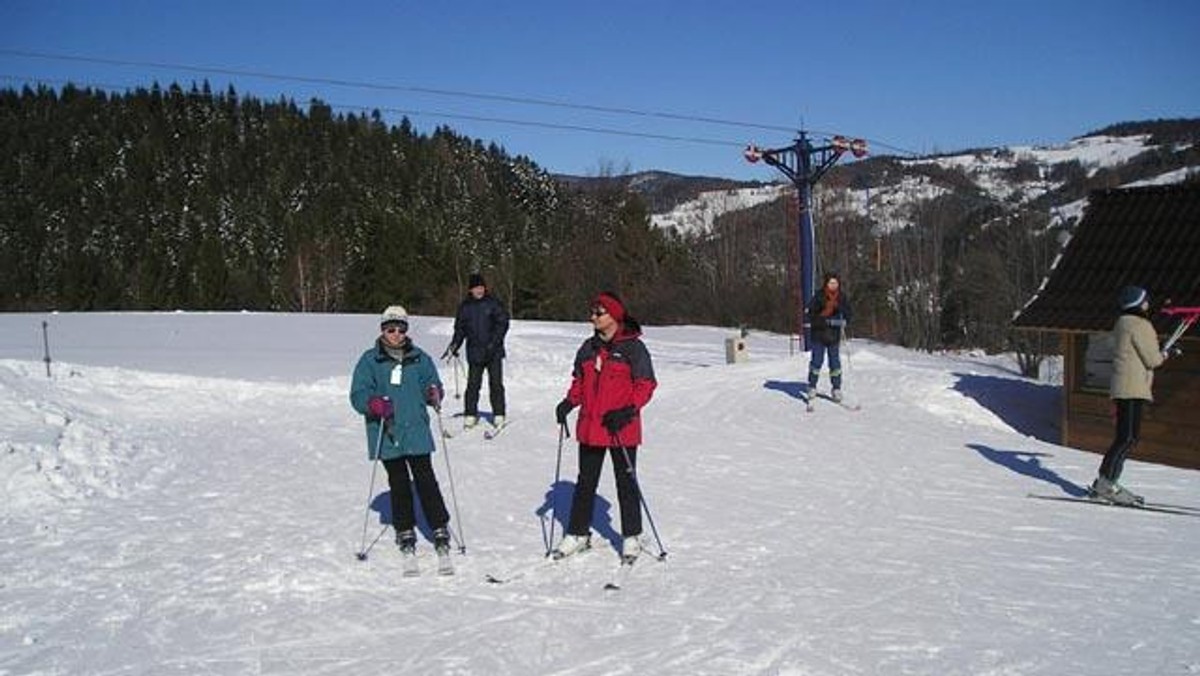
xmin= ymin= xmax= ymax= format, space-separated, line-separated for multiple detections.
xmin=349 ymin=305 xmax=450 ymax=555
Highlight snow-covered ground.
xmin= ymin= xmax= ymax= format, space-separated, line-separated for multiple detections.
xmin=2 ymin=312 xmax=1198 ymax=675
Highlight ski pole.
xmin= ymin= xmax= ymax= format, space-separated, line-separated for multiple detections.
xmin=1160 ymin=308 xmax=1199 ymax=353
xmin=434 ymin=406 xmax=468 ymax=554
xmin=610 ymin=433 xmax=668 ymax=560
xmin=355 ymin=421 xmax=388 ymax=561
xmin=452 ymin=355 xmax=463 ymax=400
xmin=41 ymin=320 xmax=52 ymax=379
xmin=546 ymin=423 xmax=568 ymax=557
xmin=840 ymin=323 xmax=855 ymax=403
xmin=840 ymin=323 xmax=852 ymax=371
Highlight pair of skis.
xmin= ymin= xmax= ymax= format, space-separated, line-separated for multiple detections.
xmin=604 ymin=557 xmax=640 ymax=591
xmin=400 ymin=548 xmax=456 ymax=577
xmin=483 ymin=421 xmax=509 ymax=440
xmin=443 ymin=419 xmax=510 ymax=440
xmin=1027 ymin=493 xmax=1200 ymax=517
xmin=485 ymin=547 xmax=655 ymax=591
xmin=484 ymin=544 xmax=603 ymax=586
xmin=804 ymin=391 xmax=860 ymax=412
xmin=484 ymin=555 xmax=564 ymax=585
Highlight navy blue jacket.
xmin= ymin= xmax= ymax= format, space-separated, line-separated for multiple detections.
xmin=807 ymin=291 xmax=852 ymax=346
xmin=449 ymin=293 xmax=510 ymax=365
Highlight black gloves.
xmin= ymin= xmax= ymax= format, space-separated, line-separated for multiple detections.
xmin=555 ymin=401 xmax=637 ymax=432
xmin=1163 ymin=346 xmax=1183 ymax=359
xmin=555 ymin=399 xmax=575 ymax=425
xmin=601 ymin=405 xmax=637 ymax=434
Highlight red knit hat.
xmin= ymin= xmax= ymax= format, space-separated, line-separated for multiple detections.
xmin=594 ymin=292 xmax=626 ymax=322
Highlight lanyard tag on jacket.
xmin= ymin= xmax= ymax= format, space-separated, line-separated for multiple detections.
xmin=390 ymin=364 xmax=403 ymax=385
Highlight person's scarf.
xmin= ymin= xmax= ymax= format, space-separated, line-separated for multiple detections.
xmin=381 ymin=337 xmax=411 ymax=361
xmin=819 ymin=288 xmax=840 ymax=317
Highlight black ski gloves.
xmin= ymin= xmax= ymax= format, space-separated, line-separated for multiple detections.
xmin=555 ymin=399 xmax=575 ymax=425
xmin=601 ymin=405 xmax=637 ymax=434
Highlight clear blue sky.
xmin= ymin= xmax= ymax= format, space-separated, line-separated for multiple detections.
xmin=3 ymin=1 xmax=1198 ymax=180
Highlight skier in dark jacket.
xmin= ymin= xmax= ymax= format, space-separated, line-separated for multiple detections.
xmin=444 ymin=272 xmax=510 ymax=430
xmin=349 ymin=305 xmax=451 ymax=556
xmin=552 ymin=291 xmax=657 ymax=561
xmin=807 ymin=272 xmax=853 ymax=401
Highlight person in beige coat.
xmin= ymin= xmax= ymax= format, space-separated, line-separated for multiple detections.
xmin=1089 ymin=285 xmax=1175 ymax=505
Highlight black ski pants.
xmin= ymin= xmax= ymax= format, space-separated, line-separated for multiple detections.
xmin=1099 ymin=398 xmax=1143 ymax=482
xmin=465 ymin=356 xmax=506 ymax=418
xmin=566 ymin=444 xmax=642 ymax=538
xmin=383 ymin=454 xmax=449 ymax=533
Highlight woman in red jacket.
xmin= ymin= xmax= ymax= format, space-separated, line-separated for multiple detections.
xmin=553 ymin=292 xmax=657 ymax=561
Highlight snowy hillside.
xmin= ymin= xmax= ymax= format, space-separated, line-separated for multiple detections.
xmin=2 ymin=312 xmax=1199 ymax=675
xmin=839 ymin=134 xmax=1194 ymax=233
xmin=650 ymin=131 xmax=1198 ymax=236
xmin=649 ymin=184 xmax=789 ymax=234
xmin=1050 ymin=163 xmax=1200 ymax=230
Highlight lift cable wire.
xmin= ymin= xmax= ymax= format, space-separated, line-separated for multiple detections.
xmin=2 ymin=73 xmax=745 ymax=149
xmin=1 ymin=49 xmax=797 ymax=133
xmin=0 ymin=49 xmax=920 ymax=157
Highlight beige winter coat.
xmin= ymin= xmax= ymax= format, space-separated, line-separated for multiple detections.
xmin=1109 ymin=313 xmax=1164 ymax=401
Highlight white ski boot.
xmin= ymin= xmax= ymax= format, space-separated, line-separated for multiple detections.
xmin=1089 ymin=476 xmax=1144 ymax=506
xmin=396 ymin=528 xmax=419 ymax=577
xmin=552 ymin=533 xmax=591 ymax=560
xmin=621 ymin=535 xmax=642 ymax=563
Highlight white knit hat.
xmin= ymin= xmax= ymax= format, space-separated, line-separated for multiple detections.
xmin=380 ymin=305 xmax=409 ymax=326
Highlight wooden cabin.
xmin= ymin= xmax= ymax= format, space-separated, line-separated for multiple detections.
xmin=1013 ymin=184 xmax=1200 ymax=470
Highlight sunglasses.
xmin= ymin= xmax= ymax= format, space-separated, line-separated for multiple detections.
xmin=382 ymin=325 xmax=407 ymax=334
xmin=590 ymin=307 xmax=608 ymax=317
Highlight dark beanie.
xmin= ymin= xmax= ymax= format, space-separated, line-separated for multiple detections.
xmin=468 ymin=273 xmax=486 ymax=289
xmin=1117 ymin=285 xmax=1147 ymax=310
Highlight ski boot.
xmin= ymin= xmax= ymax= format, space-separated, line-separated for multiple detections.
xmin=396 ymin=528 xmax=417 ymax=554
xmin=552 ymin=533 xmax=591 ymax=560
xmin=621 ymin=535 xmax=642 ymax=564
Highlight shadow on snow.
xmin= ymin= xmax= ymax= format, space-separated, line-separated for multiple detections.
xmin=968 ymin=443 xmax=1088 ymax=497
xmin=763 ymin=379 xmax=805 ymax=401
xmin=952 ymin=372 xmax=1059 ymax=443
xmin=368 ymin=481 xmax=622 ymax=553
xmin=535 ymin=480 xmax=621 ymax=554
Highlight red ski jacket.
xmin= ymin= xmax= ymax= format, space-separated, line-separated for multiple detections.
xmin=565 ymin=320 xmax=656 ymax=447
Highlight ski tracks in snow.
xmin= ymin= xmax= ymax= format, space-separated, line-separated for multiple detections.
xmin=5 ymin=322 xmax=1200 ymax=675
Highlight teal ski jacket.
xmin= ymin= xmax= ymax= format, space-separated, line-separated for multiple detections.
xmin=349 ymin=339 xmax=443 ymax=460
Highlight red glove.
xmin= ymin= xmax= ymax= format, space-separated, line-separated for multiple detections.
xmin=425 ymin=384 xmax=444 ymax=410
xmin=367 ymin=395 xmax=393 ymax=419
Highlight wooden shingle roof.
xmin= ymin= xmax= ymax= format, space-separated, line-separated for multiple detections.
xmin=1013 ymin=183 xmax=1200 ymax=332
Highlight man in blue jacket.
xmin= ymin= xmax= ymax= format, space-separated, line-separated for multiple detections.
xmin=444 ymin=273 xmax=510 ymax=430
xmin=349 ymin=305 xmax=450 ymax=556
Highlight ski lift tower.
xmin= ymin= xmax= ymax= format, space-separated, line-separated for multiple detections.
xmin=745 ymin=131 xmax=866 ymax=349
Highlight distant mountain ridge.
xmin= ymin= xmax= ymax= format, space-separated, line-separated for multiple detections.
xmin=560 ymin=117 xmax=1200 ymax=236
